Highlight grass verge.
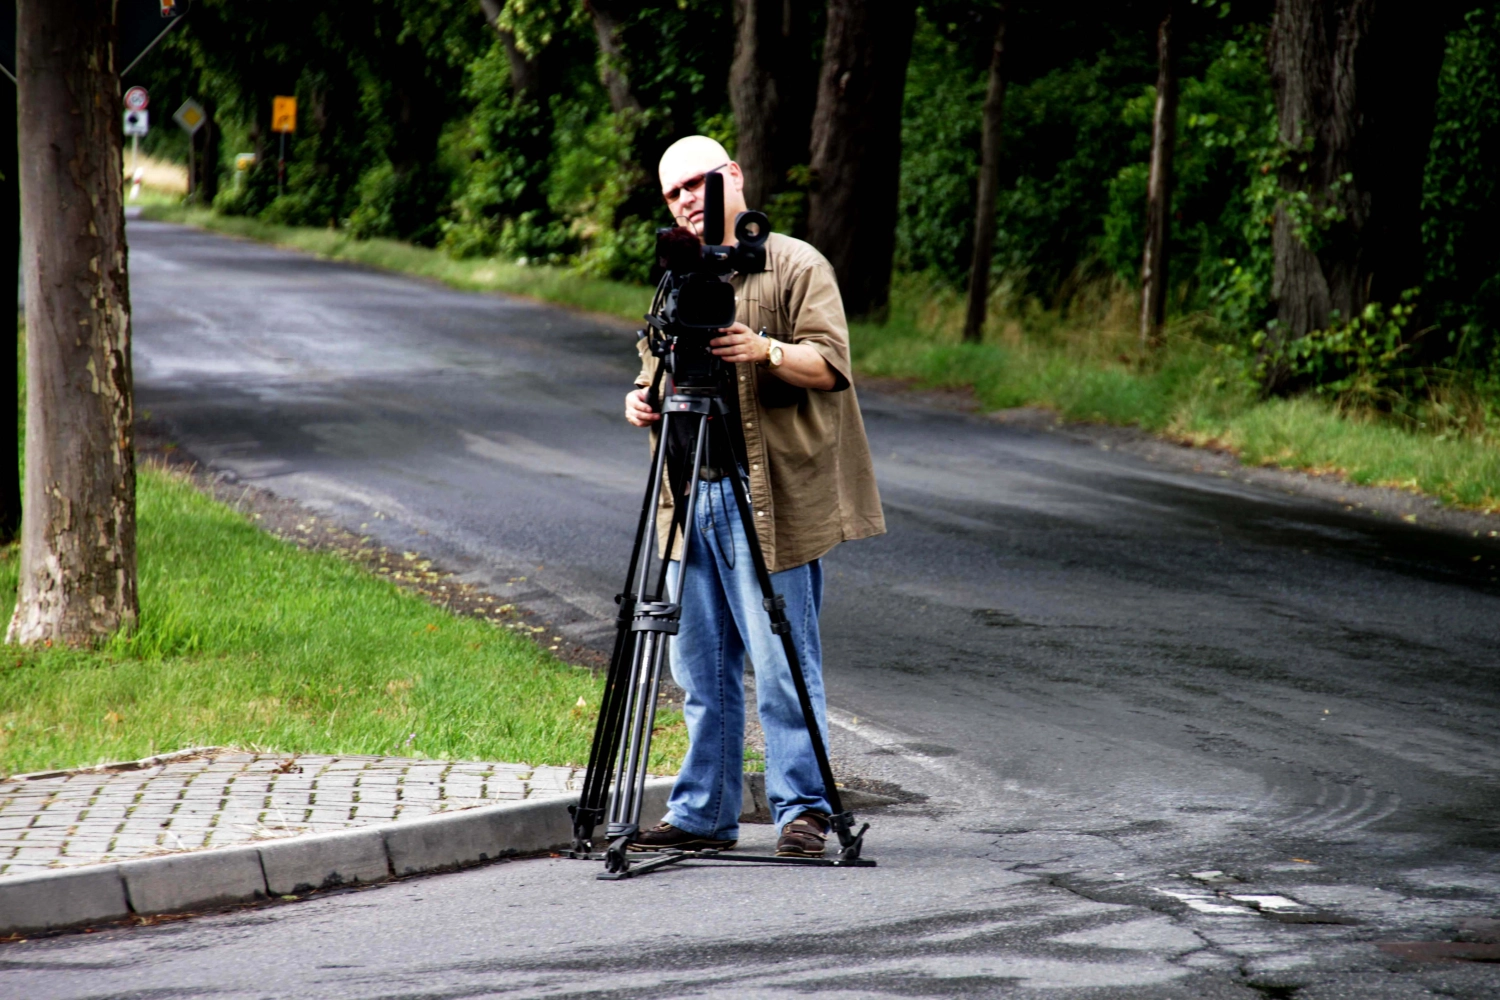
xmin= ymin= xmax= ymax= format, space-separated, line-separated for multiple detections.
xmin=0 ymin=466 xmax=689 ymax=776
xmin=135 ymin=206 xmax=1500 ymax=512
xmin=854 ymin=284 xmax=1500 ymax=512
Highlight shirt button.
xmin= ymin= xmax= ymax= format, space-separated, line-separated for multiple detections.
xmin=739 ymin=375 xmax=745 ymax=382
xmin=746 ymin=421 xmax=754 ymax=428
xmin=751 ymin=464 xmax=759 ymax=471
xmin=756 ymin=511 xmax=765 ymax=517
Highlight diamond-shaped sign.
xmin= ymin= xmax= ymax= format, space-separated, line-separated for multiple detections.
xmin=173 ymin=98 xmax=206 ymax=135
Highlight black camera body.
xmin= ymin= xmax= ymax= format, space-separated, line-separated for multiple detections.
xmin=647 ymin=171 xmax=769 ymax=387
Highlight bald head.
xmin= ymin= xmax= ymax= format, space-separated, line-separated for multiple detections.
xmin=658 ymin=135 xmax=747 ymax=240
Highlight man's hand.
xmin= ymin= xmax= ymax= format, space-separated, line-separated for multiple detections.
xmin=709 ymin=322 xmax=768 ymax=365
xmin=713 ymin=322 xmax=840 ymax=391
xmin=625 ymin=387 xmax=659 ymax=427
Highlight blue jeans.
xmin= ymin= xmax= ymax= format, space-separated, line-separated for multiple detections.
xmin=664 ymin=478 xmax=832 ymax=839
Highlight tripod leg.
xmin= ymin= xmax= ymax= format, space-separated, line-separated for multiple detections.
xmin=709 ymin=413 xmax=870 ymax=862
xmin=603 ymin=403 xmax=713 ymax=867
xmin=571 ymin=398 xmax=677 ymax=850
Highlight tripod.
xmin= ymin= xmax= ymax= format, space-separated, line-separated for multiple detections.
xmin=566 ymin=338 xmax=875 ymax=881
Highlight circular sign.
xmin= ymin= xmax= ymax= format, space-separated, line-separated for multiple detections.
xmin=124 ymin=87 xmax=149 ymax=111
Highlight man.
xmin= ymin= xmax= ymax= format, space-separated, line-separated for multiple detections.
xmin=624 ymin=135 xmax=885 ymax=857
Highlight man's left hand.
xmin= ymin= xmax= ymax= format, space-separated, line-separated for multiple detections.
xmin=709 ymin=322 xmax=767 ymax=365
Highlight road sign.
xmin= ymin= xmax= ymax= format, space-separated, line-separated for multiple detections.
xmin=123 ymin=110 xmax=150 ymax=136
xmin=271 ymin=96 xmax=297 ymax=134
xmin=124 ymin=87 xmax=150 ymax=112
xmin=174 ymin=98 xmax=206 ymax=134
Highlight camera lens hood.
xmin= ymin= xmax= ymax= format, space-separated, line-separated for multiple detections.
xmin=734 ymin=210 xmax=770 ymax=249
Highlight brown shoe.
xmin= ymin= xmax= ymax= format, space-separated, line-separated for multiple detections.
xmin=776 ymin=811 xmax=829 ymax=857
xmin=627 ymin=822 xmax=736 ymax=852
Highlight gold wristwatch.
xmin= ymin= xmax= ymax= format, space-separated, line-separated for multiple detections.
xmin=759 ymin=330 xmax=784 ymax=368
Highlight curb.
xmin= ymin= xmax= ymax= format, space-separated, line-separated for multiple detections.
xmin=0 ymin=771 xmax=903 ymax=937
xmin=0 ymin=777 xmax=674 ymax=938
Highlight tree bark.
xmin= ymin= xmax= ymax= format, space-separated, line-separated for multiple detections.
xmin=0 ymin=77 xmax=22 ymax=544
xmin=1266 ymin=0 xmax=1453 ymax=382
xmin=807 ymin=0 xmax=918 ymax=320
xmin=1138 ymin=4 xmax=1177 ymax=350
xmin=586 ymin=0 xmax=640 ymax=113
xmin=729 ymin=0 xmax=820 ymax=211
xmin=11 ymin=0 xmax=139 ymax=645
xmin=963 ymin=7 xmax=1008 ymax=344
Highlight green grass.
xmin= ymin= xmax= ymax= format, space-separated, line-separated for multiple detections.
xmin=139 ymin=205 xmax=1500 ymax=513
xmin=0 ymin=467 xmax=628 ymax=776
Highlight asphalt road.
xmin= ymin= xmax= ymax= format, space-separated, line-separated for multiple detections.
xmin=5 ymin=220 xmax=1499 ymax=999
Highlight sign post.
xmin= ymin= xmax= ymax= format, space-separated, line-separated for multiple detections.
xmin=123 ymin=87 xmax=150 ymax=183
xmin=271 ymin=95 xmax=296 ymax=197
xmin=174 ymin=98 xmax=207 ymax=198
xmin=122 ymin=109 xmax=149 ymax=198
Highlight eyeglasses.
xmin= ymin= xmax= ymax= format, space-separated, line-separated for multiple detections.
xmin=663 ymin=163 xmax=729 ymax=204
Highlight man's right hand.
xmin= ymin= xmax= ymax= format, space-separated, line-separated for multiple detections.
xmin=625 ymin=387 xmax=660 ymax=427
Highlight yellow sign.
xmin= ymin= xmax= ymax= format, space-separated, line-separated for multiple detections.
xmin=271 ymin=96 xmax=297 ymax=134
xmin=173 ymin=98 xmax=206 ymax=134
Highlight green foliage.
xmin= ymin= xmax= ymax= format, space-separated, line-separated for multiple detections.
xmin=1098 ymin=26 xmax=1277 ymax=326
xmin=1270 ymin=291 xmax=1421 ymax=403
xmin=1423 ymin=5 xmax=1500 ymax=370
xmin=141 ymin=0 xmax=1500 ymax=407
xmin=992 ymin=49 xmax=1149 ymax=300
xmin=895 ymin=19 xmax=986 ymax=281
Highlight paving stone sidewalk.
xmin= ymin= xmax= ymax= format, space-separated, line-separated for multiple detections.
xmin=0 ymin=747 xmax=582 ymax=878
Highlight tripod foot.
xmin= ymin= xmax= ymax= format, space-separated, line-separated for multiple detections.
xmin=830 ymin=814 xmax=870 ymax=864
xmin=604 ymin=835 xmax=632 ymax=875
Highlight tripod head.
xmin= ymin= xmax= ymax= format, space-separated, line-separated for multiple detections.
xmin=646 ymin=171 xmax=769 ymax=388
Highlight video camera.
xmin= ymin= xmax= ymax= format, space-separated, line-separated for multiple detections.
xmin=646 ymin=171 xmax=769 ymax=386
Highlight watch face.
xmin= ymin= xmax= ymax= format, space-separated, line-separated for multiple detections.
xmin=769 ymin=342 xmax=784 ymax=366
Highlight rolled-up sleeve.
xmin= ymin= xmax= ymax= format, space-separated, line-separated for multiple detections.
xmin=784 ymin=261 xmax=852 ymax=392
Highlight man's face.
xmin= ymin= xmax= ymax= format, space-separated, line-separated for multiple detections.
xmin=660 ymin=157 xmax=744 ymax=239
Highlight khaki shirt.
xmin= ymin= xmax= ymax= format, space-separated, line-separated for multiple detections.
xmin=636 ymin=232 xmax=886 ymax=572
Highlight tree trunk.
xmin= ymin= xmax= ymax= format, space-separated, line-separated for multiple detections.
xmin=198 ymin=97 xmax=220 ymax=206
xmin=478 ymin=0 xmax=549 ymax=99
xmin=186 ymin=126 xmax=198 ymax=201
xmin=0 ymin=77 xmax=22 ymax=545
xmin=962 ymin=7 xmax=1008 ymax=344
xmin=729 ymin=0 xmax=820 ymax=211
xmin=586 ymin=0 xmax=640 ymax=113
xmin=1138 ymin=4 xmax=1177 ymax=350
xmin=807 ymin=0 xmax=918 ymax=320
xmin=10 ymin=0 xmax=138 ymax=646
xmin=1266 ymin=0 xmax=1453 ymax=383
